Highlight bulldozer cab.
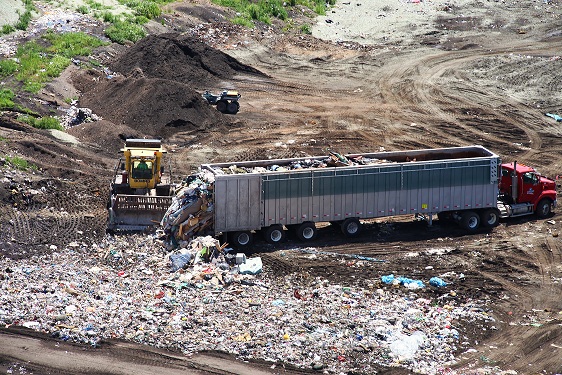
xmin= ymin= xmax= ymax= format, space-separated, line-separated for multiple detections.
xmin=132 ymin=159 xmax=153 ymax=180
xmin=121 ymin=139 xmax=165 ymax=190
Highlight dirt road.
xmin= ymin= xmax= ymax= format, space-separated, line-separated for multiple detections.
xmin=2 ymin=0 xmax=562 ymax=373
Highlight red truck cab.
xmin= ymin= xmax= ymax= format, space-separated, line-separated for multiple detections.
xmin=499 ymin=162 xmax=557 ymax=217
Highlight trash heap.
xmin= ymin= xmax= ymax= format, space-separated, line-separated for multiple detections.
xmin=0 ymin=235 xmax=498 ymax=374
xmin=161 ymin=152 xmax=393 ymax=244
xmin=160 ymin=170 xmax=216 ymax=244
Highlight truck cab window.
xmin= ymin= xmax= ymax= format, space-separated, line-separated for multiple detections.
xmin=522 ymin=172 xmax=537 ymax=184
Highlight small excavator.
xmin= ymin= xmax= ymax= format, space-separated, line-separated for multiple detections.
xmin=107 ymin=139 xmax=175 ymax=231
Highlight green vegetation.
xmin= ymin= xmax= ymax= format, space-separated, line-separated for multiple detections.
xmin=18 ymin=114 xmax=64 ymax=131
xmin=211 ymin=0 xmax=334 ymax=26
xmin=86 ymin=0 xmax=109 ymax=10
xmin=2 ymin=25 xmax=15 ymax=35
xmin=300 ymin=23 xmax=311 ymax=34
xmin=1 ymin=32 xmax=105 ymax=93
xmin=105 ymin=21 xmax=146 ymax=43
xmin=0 ymin=59 xmax=19 ymax=77
xmin=0 ymin=136 xmax=7 ymax=142
xmin=63 ymin=96 xmax=78 ymax=104
xmin=0 ymin=89 xmax=15 ymax=109
xmin=14 ymin=0 xmax=36 ymax=31
xmin=5 ymin=155 xmax=37 ymax=171
xmin=77 ymin=5 xmax=90 ymax=14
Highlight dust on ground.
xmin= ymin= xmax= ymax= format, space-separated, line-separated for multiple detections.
xmin=1 ymin=0 xmax=562 ymax=374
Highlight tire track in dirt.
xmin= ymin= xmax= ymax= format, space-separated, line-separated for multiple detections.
xmin=372 ymin=41 xmax=562 ymax=160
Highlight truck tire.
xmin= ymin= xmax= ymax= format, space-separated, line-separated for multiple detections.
xmin=480 ymin=208 xmax=500 ymax=228
xmin=264 ymin=224 xmax=286 ymax=244
xmin=296 ymin=222 xmax=317 ymax=241
xmin=227 ymin=101 xmax=239 ymax=114
xmin=230 ymin=231 xmax=253 ymax=247
xmin=536 ymin=199 xmax=552 ymax=218
xmin=216 ymin=100 xmax=228 ymax=113
xmin=341 ymin=218 xmax=362 ymax=237
xmin=460 ymin=211 xmax=480 ymax=231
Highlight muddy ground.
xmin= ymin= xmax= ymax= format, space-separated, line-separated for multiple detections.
xmin=1 ymin=0 xmax=562 ymax=373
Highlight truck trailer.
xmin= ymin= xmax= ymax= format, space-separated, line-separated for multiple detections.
xmin=161 ymin=145 xmax=556 ymax=246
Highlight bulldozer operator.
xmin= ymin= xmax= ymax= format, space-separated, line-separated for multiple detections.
xmin=133 ymin=159 xmax=152 ymax=179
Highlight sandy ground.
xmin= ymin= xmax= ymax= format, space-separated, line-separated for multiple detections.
xmin=0 ymin=0 xmax=25 ymax=26
xmin=313 ymin=0 xmax=471 ymax=45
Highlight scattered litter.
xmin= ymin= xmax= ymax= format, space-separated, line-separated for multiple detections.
xmin=0 ymin=234 xmax=496 ymax=374
xmin=546 ymin=113 xmax=562 ymax=122
xmin=429 ymin=277 xmax=448 ymax=288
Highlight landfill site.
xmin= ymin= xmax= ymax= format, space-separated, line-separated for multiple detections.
xmin=1 ymin=0 xmax=562 ymax=374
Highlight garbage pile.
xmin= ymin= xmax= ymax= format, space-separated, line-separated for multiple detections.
xmin=160 ymin=170 xmax=216 ymax=244
xmin=60 ymin=106 xmax=101 ymax=128
xmin=210 ymin=151 xmax=391 ymax=174
xmin=0 ymin=234 xmax=498 ymax=374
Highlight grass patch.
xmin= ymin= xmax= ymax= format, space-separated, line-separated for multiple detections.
xmin=0 ymin=59 xmax=19 ymax=77
xmin=300 ymin=23 xmax=311 ymax=34
xmin=77 ymin=5 xmax=90 ymax=14
xmin=212 ymin=0 xmax=329 ymax=27
xmin=0 ymin=136 xmax=7 ymax=142
xmin=0 ymin=89 xmax=15 ymax=109
xmin=3 ymin=31 xmax=106 ymax=93
xmin=64 ymin=96 xmax=78 ymax=104
xmin=18 ymin=114 xmax=64 ymax=131
xmin=44 ymin=30 xmax=105 ymax=57
xmin=86 ymin=0 xmax=109 ymax=10
xmin=1 ymin=24 xmax=15 ymax=35
xmin=105 ymin=20 xmax=146 ymax=43
xmin=5 ymin=155 xmax=37 ymax=171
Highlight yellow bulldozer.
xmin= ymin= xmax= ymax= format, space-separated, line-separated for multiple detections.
xmin=107 ymin=139 xmax=175 ymax=231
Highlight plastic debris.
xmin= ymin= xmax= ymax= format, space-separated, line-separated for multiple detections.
xmin=429 ymin=277 xmax=448 ymax=288
xmin=239 ymin=257 xmax=263 ymax=275
xmin=546 ymin=113 xmax=562 ymax=122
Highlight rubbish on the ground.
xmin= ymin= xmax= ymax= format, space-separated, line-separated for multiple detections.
xmin=381 ymin=274 xmax=425 ymax=289
xmin=389 ymin=331 xmax=426 ymax=360
xmin=170 ymin=253 xmax=192 ymax=272
xmin=235 ymin=253 xmax=246 ymax=265
xmin=546 ymin=113 xmax=562 ymax=122
xmin=429 ymin=277 xmax=448 ymax=288
xmin=239 ymin=257 xmax=263 ymax=275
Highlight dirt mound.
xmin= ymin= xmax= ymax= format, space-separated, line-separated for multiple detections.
xmin=79 ymin=76 xmax=226 ymax=137
xmin=76 ymin=33 xmax=264 ymax=137
xmin=110 ymin=33 xmax=264 ymax=87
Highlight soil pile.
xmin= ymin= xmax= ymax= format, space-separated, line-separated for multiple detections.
xmin=110 ymin=33 xmax=263 ymax=85
xmin=78 ymin=33 xmax=264 ymax=137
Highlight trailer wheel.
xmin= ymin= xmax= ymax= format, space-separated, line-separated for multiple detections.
xmin=480 ymin=208 xmax=500 ymax=228
xmin=295 ymin=222 xmax=317 ymax=241
xmin=264 ymin=224 xmax=286 ymax=244
xmin=227 ymin=101 xmax=239 ymax=114
xmin=341 ymin=218 xmax=362 ymax=237
xmin=216 ymin=100 xmax=228 ymax=113
xmin=460 ymin=211 xmax=480 ymax=231
xmin=536 ymin=199 xmax=552 ymax=218
xmin=230 ymin=231 xmax=253 ymax=247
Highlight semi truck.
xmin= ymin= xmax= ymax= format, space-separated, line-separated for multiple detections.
xmin=161 ymin=145 xmax=557 ymax=246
